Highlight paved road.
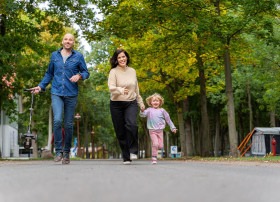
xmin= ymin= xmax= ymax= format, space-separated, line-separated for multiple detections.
xmin=0 ymin=159 xmax=280 ymax=202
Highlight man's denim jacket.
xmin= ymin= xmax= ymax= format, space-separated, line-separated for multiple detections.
xmin=39 ymin=48 xmax=89 ymax=96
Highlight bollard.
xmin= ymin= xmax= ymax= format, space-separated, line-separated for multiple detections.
xmin=272 ymin=138 xmax=276 ymax=156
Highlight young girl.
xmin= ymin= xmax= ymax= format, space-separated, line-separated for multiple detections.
xmin=140 ymin=93 xmax=177 ymax=164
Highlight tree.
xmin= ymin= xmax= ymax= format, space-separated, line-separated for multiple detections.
xmin=0 ymin=1 xmax=67 ymax=112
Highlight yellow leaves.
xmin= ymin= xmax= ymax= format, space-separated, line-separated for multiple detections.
xmin=152 ymin=74 xmax=162 ymax=82
xmin=219 ymin=3 xmax=228 ymax=16
xmin=96 ymin=63 xmax=110 ymax=76
xmin=188 ymin=55 xmax=197 ymax=66
xmin=111 ymin=37 xmax=126 ymax=49
xmin=221 ymin=9 xmax=227 ymax=16
xmin=96 ymin=86 xmax=107 ymax=92
xmin=105 ymin=19 xmax=225 ymax=103
xmin=191 ymin=32 xmax=198 ymax=42
xmin=174 ymin=84 xmax=200 ymax=102
xmin=139 ymin=79 xmax=166 ymax=93
xmin=206 ymin=83 xmax=224 ymax=94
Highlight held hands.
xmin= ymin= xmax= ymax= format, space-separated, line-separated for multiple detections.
xmin=70 ymin=74 xmax=81 ymax=83
xmin=172 ymin=129 xmax=177 ymax=134
xmin=140 ymin=106 xmax=145 ymax=112
xmin=30 ymin=86 xmax=41 ymax=94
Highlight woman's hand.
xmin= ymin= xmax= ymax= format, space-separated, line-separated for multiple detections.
xmin=124 ymin=86 xmax=129 ymax=95
xmin=140 ymin=106 xmax=145 ymax=112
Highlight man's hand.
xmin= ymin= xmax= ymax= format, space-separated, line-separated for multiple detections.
xmin=140 ymin=106 xmax=145 ymax=112
xmin=70 ymin=74 xmax=81 ymax=83
xmin=30 ymin=86 xmax=41 ymax=94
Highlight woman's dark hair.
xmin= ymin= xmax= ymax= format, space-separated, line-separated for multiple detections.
xmin=110 ymin=49 xmax=130 ymax=69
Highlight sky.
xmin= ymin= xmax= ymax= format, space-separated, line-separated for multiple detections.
xmin=73 ymin=24 xmax=92 ymax=52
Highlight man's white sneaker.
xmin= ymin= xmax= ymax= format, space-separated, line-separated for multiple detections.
xmin=130 ymin=153 xmax=138 ymax=160
xmin=123 ymin=161 xmax=131 ymax=165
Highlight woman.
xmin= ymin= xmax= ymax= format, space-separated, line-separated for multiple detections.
xmin=108 ymin=49 xmax=145 ymax=165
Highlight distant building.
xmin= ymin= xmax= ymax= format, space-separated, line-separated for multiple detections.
xmin=0 ymin=110 xmax=19 ymax=158
xmin=0 ymin=95 xmax=21 ymax=158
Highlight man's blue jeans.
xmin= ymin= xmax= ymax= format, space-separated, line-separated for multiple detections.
xmin=51 ymin=94 xmax=77 ymax=153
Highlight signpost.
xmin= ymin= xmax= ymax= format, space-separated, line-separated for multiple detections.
xmin=171 ymin=146 xmax=177 ymax=158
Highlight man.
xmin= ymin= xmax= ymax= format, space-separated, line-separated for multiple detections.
xmin=31 ymin=33 xmax=89 ymax=164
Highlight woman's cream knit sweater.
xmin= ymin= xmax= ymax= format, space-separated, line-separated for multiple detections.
xmin=108 ymin=66 xmax=144 ymax=109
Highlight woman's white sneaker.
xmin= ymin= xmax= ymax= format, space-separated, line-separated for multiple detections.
xmin=130 ymin=153 xmax=138 ymax=160
xmin=123 ymin=161 xmax=131 ymax=165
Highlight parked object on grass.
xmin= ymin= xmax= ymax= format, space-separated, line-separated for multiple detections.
xmin=21 ymin=89 xmax=42 ymax=149
xmin=238 ymin=127 xmax=280 ymax=157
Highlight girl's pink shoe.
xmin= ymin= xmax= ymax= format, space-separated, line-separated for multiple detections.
xmin=152 ymin=157 xmax=157 ymax=164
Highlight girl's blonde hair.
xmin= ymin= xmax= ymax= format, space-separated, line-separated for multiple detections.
xmin=146 ymin=93 xmax=164 ymax=107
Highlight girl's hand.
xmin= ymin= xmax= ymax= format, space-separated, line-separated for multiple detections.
xmin=172 ymin=129 xmax=177 ymax=133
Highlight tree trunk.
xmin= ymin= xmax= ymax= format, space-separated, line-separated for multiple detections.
xmin=195 ymin=120 xmax=201 ymax=156
xmin=191 ymin=118 xmax=196 ymax=155
xmin=247 ymin=85 xmax=253 ymax=131
xmin=140 ymin=118 xmax=151 ymax=157
xmin=182 ymin=98 xmax=194 ymax=156
xmin=221 ymin=128 xmax=225 ymax=156
xmin=197 ymin=52 xmax=211 ymax=156
xmin=102 ymin=143 xmax=105 ymax=159
xmin=270 ymin=110 xmax=276 ymax=127
xmin=213 ymin=0 xmax=220 ymax=15
xmin=83 ymin=115 xmax=89 ymax=159
xmin=0 ymin=14 xmax=6 ymax=36
xmin=177 ymin=110 xmax=186 ymax=156
xmin=213 ymin=0 xmax=238 ymax=157
xmin=176 ymin=102 xmax=186 ymax=156
xmin=224 ymin=46 xmax=238 ymax=157
xmin=214 ymin=111 xmax=220 ymax=157
xmin=91 ymin=126 xmax=95 ymax=159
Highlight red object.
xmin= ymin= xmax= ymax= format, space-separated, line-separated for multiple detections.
xmin=51 ymin=128 xmax=65 ymax=146
xmin=272 ymin=138 xmax=276 ymax=156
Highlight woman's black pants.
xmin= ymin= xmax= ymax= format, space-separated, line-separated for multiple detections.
xmin=110 ymin=100 xmax=139 ymax=161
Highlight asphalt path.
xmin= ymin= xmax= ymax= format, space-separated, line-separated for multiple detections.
xmin=0 ymin=159 xmax=279 ymax=202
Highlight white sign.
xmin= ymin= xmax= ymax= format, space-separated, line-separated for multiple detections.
xmin=170 ymin=146 xmax=177 ymax=154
